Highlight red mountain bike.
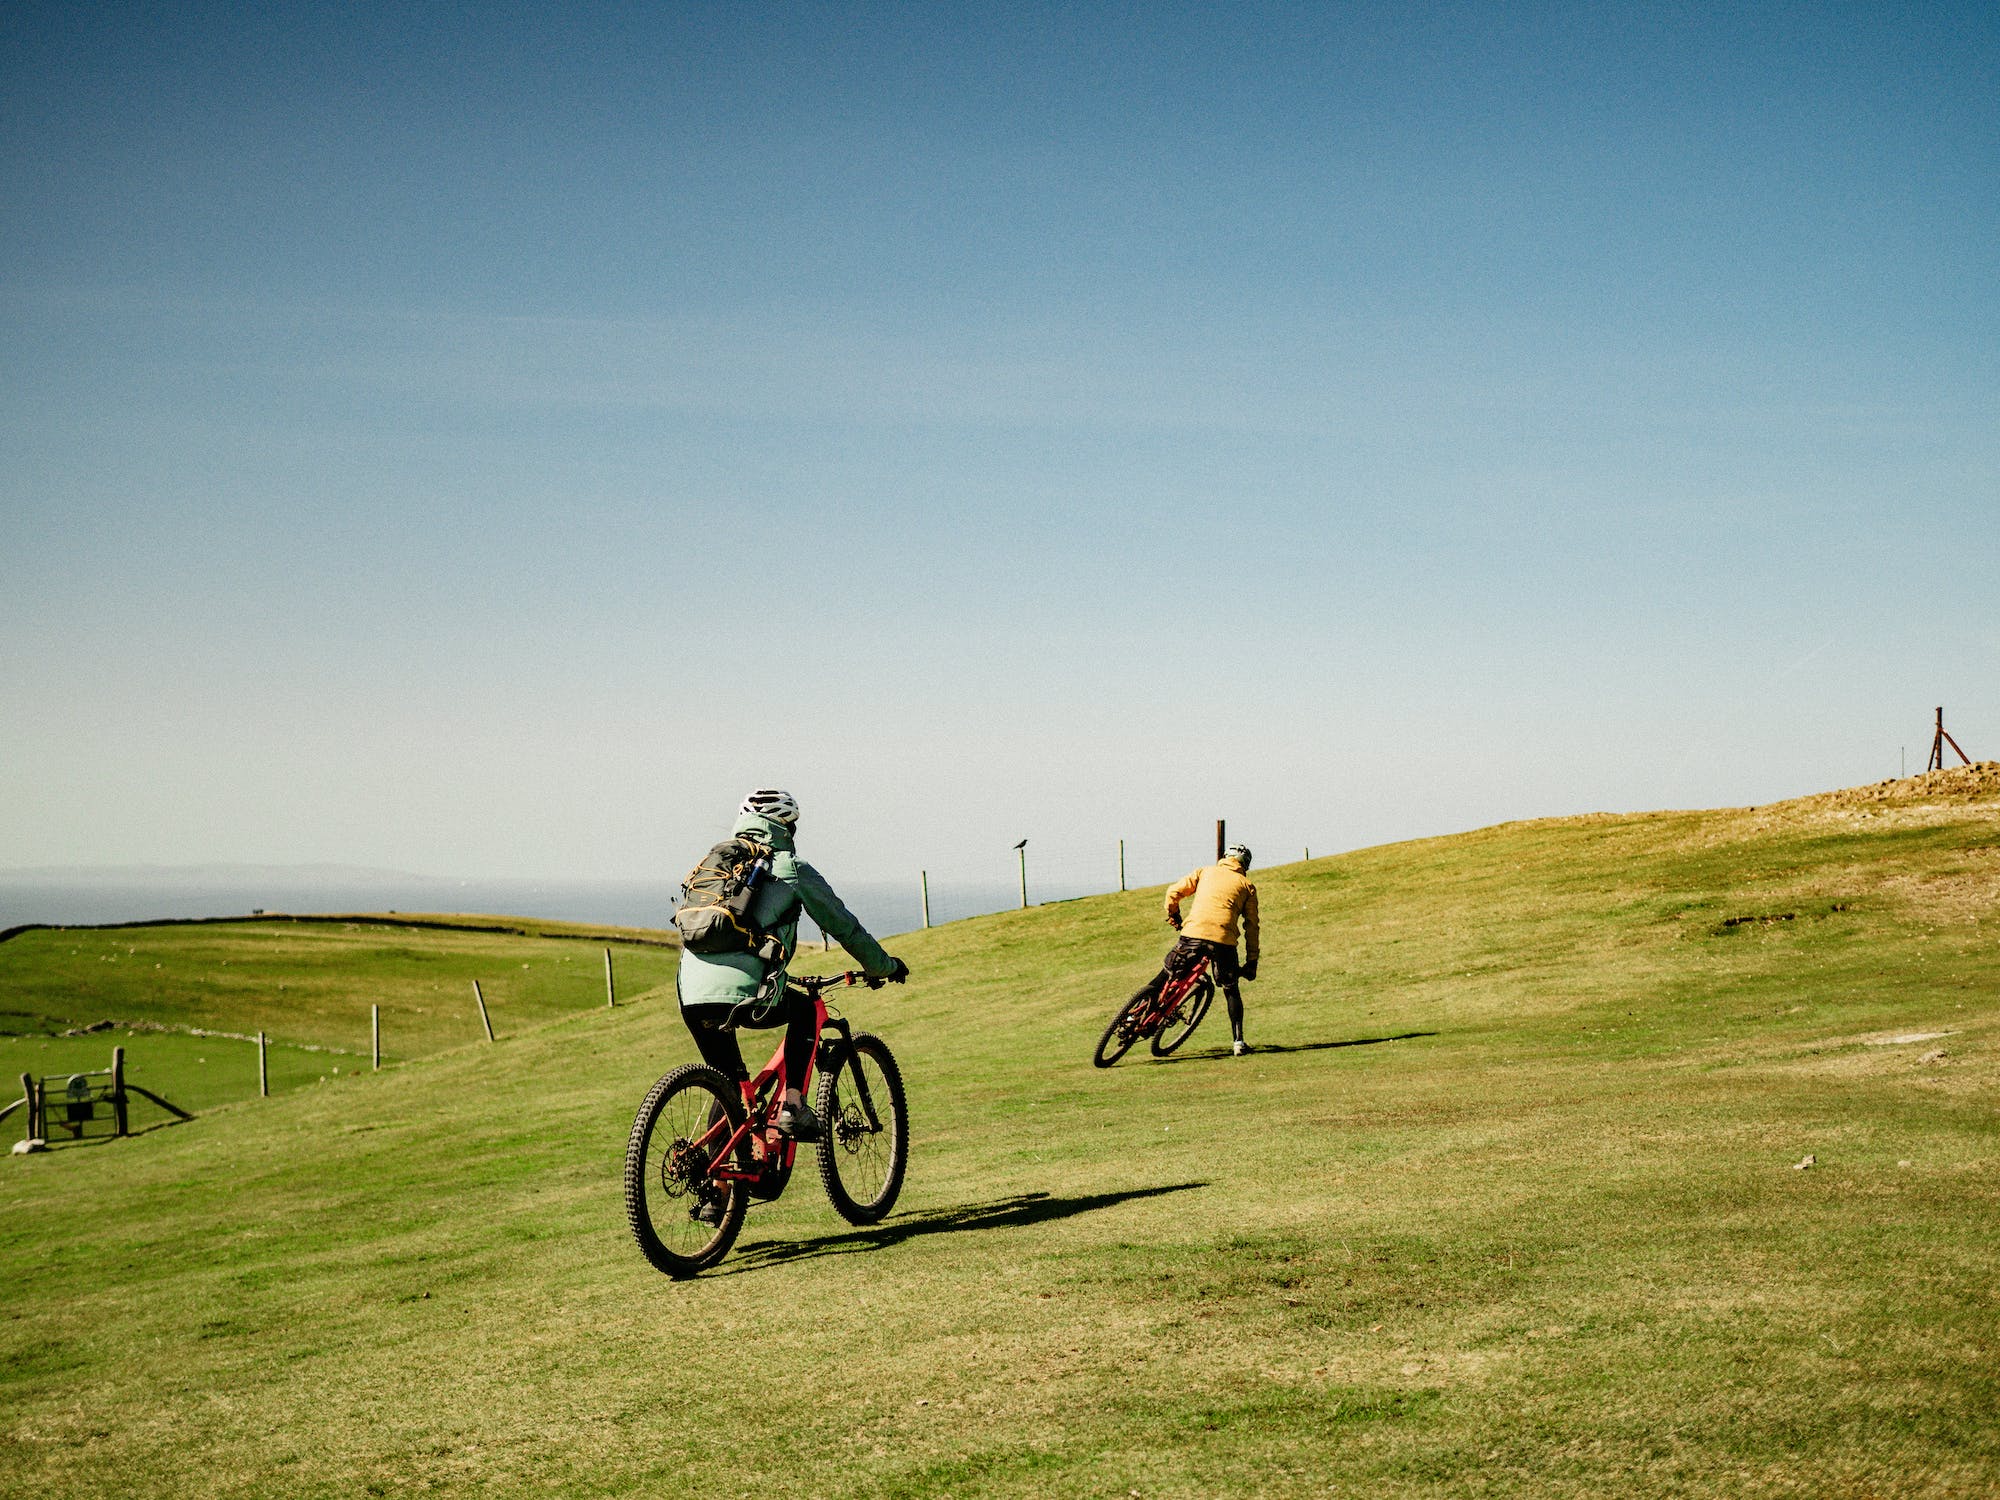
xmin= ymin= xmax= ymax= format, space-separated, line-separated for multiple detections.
xmin=1093 ymin=953 xmax=1217 ymax=1067
xmin=624 ymin=971 xmax=908 ymax=1277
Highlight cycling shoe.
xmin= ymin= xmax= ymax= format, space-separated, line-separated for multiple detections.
xmin=775 ymin=1101 xmax=823 ymax=1143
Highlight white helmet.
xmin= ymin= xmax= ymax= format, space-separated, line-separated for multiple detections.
xmin=739 ymin=788 xmax=800 ymax=827
xmin=1223 ymin=843 xmax=1252 ymax=870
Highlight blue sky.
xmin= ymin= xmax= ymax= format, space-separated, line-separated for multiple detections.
xmin=3 ymin=1 xmax=1996 ymax=891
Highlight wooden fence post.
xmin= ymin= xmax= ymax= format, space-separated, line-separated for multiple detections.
xmin=111 ymin=1046 xmax=128 ymax=1137
xmin=21 ymin=1072 xmax=37 ymax=1141
xmin=473 ymin=980 xmax=495 ymax=1042
xmin=1119 ymin=839 xmax=1126 ymax=893
xmin=1216 ymin=819 xmax=1225 ymax=860
xmin=920 ymin=871 xmax=931 ymax=929
xmin=1017 ymin=846 xmax=1028 ymax=909
xmin=372 ymin=1005 xmax=381 ymax=1070
xmin=604 ymin=947 xmax=615 ymax=1008
xmin=258 ymin=1032 xmax=269 ymax=1097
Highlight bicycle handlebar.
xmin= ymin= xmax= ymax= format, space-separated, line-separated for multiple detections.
xmin=792 ymin=969 xmax=887 ymax=993
xmin=721 ymin=967 xmax=903 ymax=1030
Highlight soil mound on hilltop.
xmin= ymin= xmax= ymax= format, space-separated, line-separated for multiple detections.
xmin=1777 ymin=761 xmax=2000 ymax=815
xmin=1695 ymin=760 xmax=2000 ymax=860
xmin=1501 ymin=761 xmax=2000 ymax=843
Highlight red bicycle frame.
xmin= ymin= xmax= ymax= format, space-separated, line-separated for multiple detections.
xmin=695 ymin=972 xmax=872 ymax=1186
xmin=1140 ymin=956 xmax=1210 ymax=1034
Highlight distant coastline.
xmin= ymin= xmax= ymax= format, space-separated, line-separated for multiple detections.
xmin=0 ymin=867 xmax=1052 ymax=942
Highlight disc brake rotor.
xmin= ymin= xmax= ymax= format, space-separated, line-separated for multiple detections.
xmin=660 ymin=1137 xmax=704 ymax=1198
xmin=834 ymin=1104 xmax=873 ymax=1152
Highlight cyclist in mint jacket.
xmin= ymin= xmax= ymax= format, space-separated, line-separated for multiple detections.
xmin=676 ymin=789 xmax=907 ymax=1142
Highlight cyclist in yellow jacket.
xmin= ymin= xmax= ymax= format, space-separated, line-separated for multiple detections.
xmin=1134 ymin=844 xmax=1261 ymax=1055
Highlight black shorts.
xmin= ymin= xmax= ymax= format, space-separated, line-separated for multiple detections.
xmin=1168 ymin=936 xmax=1238 ymax=986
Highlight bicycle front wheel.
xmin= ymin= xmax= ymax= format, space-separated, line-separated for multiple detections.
xmin=624 ymin=1064 xmax=747 ymax=1277
xmin=1093 ymin=994 xmax=1147 ymax=1068
xmin=1150 ymin=975 xmax=1215 ymax=1056
xmin=815 ymin=1033 xmax=908 ymax=1225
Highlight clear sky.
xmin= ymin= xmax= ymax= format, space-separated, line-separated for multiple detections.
xmin=3 ymin=1 xmax=1996 ymax=892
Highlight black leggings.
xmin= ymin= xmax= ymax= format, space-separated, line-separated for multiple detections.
xmin=682 ymin=991 xmax=815 ymax=1091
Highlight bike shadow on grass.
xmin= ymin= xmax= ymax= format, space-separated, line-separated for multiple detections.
xmin=1150 ymin=1031 xmax=1436 ymax=1065
xmin=719 ymin=1181 xmax=1207 ymax=1275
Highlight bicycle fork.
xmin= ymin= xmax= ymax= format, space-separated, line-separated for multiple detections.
xmin=817 ymin=1017 xmax=885 ymax=1134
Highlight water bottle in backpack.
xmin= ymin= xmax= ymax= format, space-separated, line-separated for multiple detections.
xmin=674 ymin=838 xmax=796 ymax=959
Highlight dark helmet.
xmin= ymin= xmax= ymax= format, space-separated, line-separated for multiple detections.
xmin=1223 ymin=843 xmax=1252 ymax=870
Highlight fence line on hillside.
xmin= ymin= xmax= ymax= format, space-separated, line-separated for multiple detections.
xmin=798 ymin=824 xmax=1321 ymax=939
xmin=58 ymin=843 xmax=1313 ymax=1132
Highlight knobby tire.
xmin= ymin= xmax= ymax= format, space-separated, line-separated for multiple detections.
xmin=624 ymin=1064 xmax=747 ymax=1277
xmin=1150 ymin=975 xmax=1216 ymax=1056
xmin=815 ymin=1032 xmax=908 ymax=1225
xmin=1093 ymin=993 xmax=1148 ymax=1068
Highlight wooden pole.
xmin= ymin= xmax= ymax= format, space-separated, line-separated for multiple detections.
xmin=1932 ymin=706 xmax=1971 ymax=768
xmin=920 ymin=870 xmax=931 ymax=929
xmin=1118 ymin=839 xmax=1126 ymax=893
xmin=372 ymin=1005 xmax=381 ymax=1070
xmin=20 ymin=1072 xmax=36 ymax=1142
xmin=473 ymin=980 xmax=495 ymax=1042
xmin=1926 ymin=708 xmax=1971 ymax=771
xmin=258 ymin=1032 xmax=269 ymax=1097
xmin=1017 ymin=846 xmax=1028 ymax=909
xmin=604 ymin=947 xmax=615 ymax=1008
xmin=1216 ymin=819 xmax=1225 ymax=861
xmin=1305 ymin=846 xmax=1310 ymax=862
xmin=111 ymin=1046 xmax=127 ymax=1137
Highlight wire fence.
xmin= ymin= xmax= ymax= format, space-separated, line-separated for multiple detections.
xmin=4 ymin=952 xmax=655 ymax=1144
xmin=800 ymin=830 xmax=1316 ymax=940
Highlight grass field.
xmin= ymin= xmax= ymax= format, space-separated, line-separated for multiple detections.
xmin=0 ymin=916 xmax=682 ymax=1115
xmin=2 ymin=769 xmax=1996 ymax=1498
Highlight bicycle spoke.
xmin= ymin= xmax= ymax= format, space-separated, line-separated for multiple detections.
xmin=625 ymin=1066 xmax=744 ymax=1274
xmin=827 ymin=1057 xmax=889 ymax=1200
xmin=817 ymin=1035 xmax=908 ymax=1224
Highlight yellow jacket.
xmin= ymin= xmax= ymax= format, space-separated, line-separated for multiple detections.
xmin=1165 ymin=857 xmax=1259 ymax=962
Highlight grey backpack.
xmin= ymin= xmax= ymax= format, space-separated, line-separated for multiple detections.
xmin=673 ymin=837 xmax=798 ymax=958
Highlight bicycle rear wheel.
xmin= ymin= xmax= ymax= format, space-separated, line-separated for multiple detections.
xmin=624 ymin=1064 xmax=747 ymax=1277
xmin=1150 ymin=975 xmax=1215 ymax=1056
xmin=1093 ymin=994 xmax=1148 ymax=1068
xmin=815 ymin=1033 xmax=908 ymax=1225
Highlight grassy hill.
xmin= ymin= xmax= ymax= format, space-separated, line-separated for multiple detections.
xmin=0 ymin=915 xmax=681 ymax=1114
xmin=2 ymin=768 xmax=1996 ymax=1498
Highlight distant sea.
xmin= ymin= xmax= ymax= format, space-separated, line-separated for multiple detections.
xmin=0 ymin=869 xmax=1090 ymax=944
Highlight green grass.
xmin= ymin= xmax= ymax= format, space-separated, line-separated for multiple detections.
xmin=0 ymin=916 xmax=681 ymax=1114
xmin=1 ymin=774 xmax=1996 ymax=1498
xmin=0 ymin=1029 xmax=343 ymax=1123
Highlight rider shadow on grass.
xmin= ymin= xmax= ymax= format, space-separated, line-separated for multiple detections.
xmin=721 ymin=1181 xmax=1207 ymax=1276
xmin=1152 ymin=1031 xmax=1436 ymax=1065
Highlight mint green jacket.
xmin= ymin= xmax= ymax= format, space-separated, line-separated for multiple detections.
xmin=674 ymin=812 xmax=895 ymax=1009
